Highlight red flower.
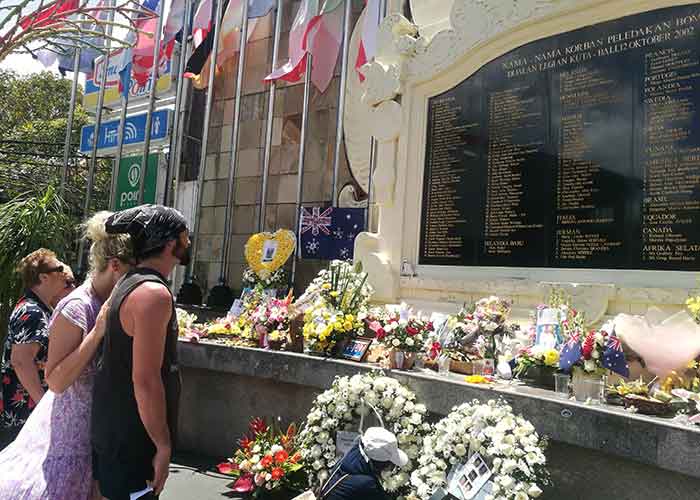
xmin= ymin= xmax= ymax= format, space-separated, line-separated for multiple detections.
xmin=271 ymin=467 xmax=284 ymax=481
xmin=217 ymin=462 xmax=238 ymax=474
xmin=429 ymin=342 xmax=441 ymax=360
xmin=249 ymin=417 xmax=268 ymax=435
xmin=582 ymin=331 xmax=596 ymax=360
xmin=239 ymin=435 xmax=253 ymax=451
xmin=260 ymin=455 xmax=274 ymax=468
xmin=232 ymin=473 xmax=254 ymax=493
xmin=426 ymin=322 xmax=434 ymax=331
xmin=375 ymin=328 xmax=386 ymax=340
xmin=11 ymin=390 xmax=25 ymax=404
xmin=274 ymin=450 xmax=288 ymax=464
xmin=406 ymin=326 xmax=418 ymax=336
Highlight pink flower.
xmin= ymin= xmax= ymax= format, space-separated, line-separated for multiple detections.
xmin=217 ymin=462 xmax=237 ymax=474
xmin=233 ymin=474 xmax=255 ymax=492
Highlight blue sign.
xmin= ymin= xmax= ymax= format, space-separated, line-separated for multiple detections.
xmin=79 ymin=110 xmax=170 ymax=153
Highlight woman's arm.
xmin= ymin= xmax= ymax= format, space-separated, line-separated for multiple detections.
xmin=10 ymin=343 xmax=45 ymax=403
xmin=45 ymin=301 xmax=109 ymax=394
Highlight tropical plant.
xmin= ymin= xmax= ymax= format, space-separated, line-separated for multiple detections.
xmin=0 ymin=186 xmax=75 ymax=342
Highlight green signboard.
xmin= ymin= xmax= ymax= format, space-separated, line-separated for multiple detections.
xmin=114 ymin=153 xmax=158 ymax=211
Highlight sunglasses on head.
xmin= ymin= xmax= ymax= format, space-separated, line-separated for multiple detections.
xmin=39 ymin=265 xmax=64 ymax=275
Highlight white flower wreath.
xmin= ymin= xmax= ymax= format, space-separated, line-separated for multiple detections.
xmin=409 ymin=400 xmax=550 ymax=500
xmin=299 ymin=372 xmax=429 ymax=498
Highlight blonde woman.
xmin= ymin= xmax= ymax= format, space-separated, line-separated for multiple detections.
xmin=0 ymin=212 xmax=133 ymax=499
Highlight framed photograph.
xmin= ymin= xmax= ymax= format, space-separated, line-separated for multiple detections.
xmin=262 ymin=239 xmax=278 ymax=263
xmin=535 ymin=307 xmax=563 ymax=349
xmin=447 ymin=453 xmax=493 ymax=500
xmin=342 ymin=337 xmax=373 ymax=362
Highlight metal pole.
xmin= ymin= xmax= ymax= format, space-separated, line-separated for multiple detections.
xmin=219 ymin=0 xmax=250 ymax=283
xmin=330 ymin=0 xmax=352 ymax=207
xmin=258 ymin=0 xmax=283 ymax=232
xmin=164 ymin=0 xmax=194 ymax=206
xmin=110 ymin=91 xmax=129 ymax=209
xmin=78 ymin=4 xmax=115 ymax=275
xmin=60 ymin=47 xmax=81 ymax=197
xmin=290 ymin=56 xmax=314 ymax=286
xmin=138 ymin=0 xmax=167 ymax=202
xmin=185 ymin=0 xmax=224 ymax=280
xmin=169 ymin=81 xmax=190 ymax=208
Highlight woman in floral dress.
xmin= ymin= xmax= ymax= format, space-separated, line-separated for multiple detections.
xmin=0 ymin=212 xmax=133 ymax=499
xmin=0 ymin=249 xmax=73 ymax=447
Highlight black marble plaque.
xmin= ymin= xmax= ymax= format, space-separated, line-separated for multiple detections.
xmin=420 ymin=5 xmax=700 ymax=271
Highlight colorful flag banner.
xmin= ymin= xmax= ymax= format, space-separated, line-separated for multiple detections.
xmin=19 ymin=0 xmax=79 ymax=30
xmin=355 ymin=0 xmax=380 ymax=81
xmin=192 ymin=0 xmax=215 ymax=48
xmin=300 ymin=206 xmax=365 ymax=260
xmin=131 ymin=0 xmax=177 ymax=86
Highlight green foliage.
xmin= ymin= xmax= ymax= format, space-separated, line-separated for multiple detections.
xmin=0 ymin=186 xmax=75 ymax=342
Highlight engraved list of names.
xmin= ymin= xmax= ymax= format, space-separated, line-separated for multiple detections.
xmin=420 ymin=4 xmax=700 ymax=271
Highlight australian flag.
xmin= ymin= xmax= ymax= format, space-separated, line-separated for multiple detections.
xmin=300 ymin=206 xmax=365 ymax=260
xmin=559 ymin=332 xmax=582 ymax=373
xmin=602 ymin=334 xmax=630 ymax=377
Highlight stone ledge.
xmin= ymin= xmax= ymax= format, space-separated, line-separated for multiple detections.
xmin=178 ymin=341 xmax=700 ymax=479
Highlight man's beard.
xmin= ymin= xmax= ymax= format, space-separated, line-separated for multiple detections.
xmin=173 ymin=240 xmax=192 ymax=266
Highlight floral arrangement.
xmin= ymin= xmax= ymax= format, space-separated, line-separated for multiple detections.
xmin=217 ymin=417 xmax=306 ymax=497
xmin=513 ymin=346 xmax=560 ymax=378
xmin=243 ymin=267 xmax=289 ymax=293
xmin=302 ymin=300 xmax=365 ymax=354
xmin=661 ymin=359 xmax=700 ymax=393
xmin=565 ymin=323 xmax=615 ymax=374
xmin=368 ymin=303 xmax=434 ymax=353
xmin=299 ymin=373 xmax=428 ymax=497
xmin=250 ymin=292 xmax=294 ymax=348
xmin=409 ymin=400 xmax=550 ymax=500
xmin=244 ymin=230 xmax=296 ymax=280
xmin=443 ymin=296 xmax=518 ymax=361
xmin=298 ymin=261 xmax=373 ymax=355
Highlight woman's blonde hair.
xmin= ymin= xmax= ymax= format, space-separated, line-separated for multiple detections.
xmin=82 ymin=211 xmax=133 ymax=274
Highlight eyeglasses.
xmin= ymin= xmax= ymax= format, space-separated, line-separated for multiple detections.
xmin=39 ymin=265 xmax=64 ymax=275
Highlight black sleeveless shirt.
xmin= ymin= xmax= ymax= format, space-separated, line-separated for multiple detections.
xmin=91 ymin=267 xmax=181 ymax=461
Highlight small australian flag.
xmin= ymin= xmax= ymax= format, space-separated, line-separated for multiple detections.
xmin=559 ymin=332 xmax=582 ymax=373
xmin=300 ymin=206 xmax=365 ymax=260
xmin=602 ymin=334 xmax=630 ymax=377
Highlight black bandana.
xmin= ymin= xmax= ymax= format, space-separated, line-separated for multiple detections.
xmin=105 ymin=204 xmax=189 ymax=257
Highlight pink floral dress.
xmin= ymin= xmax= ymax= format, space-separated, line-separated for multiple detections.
xmin=0 ymin=284 xmax=102 ymax=499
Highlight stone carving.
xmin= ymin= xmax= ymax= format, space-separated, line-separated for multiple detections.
xmin=407 ymin=0 xmax=579 ymax=82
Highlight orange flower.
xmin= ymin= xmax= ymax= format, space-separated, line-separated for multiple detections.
xmin=271 ymin=467 xmax=284 ymax=481
xmin=289 ymin=452 xmax=302 ymax=464
xmin=260 ymin=455 xmax=274 ymax=468
xmin=274 ymin=450 xmax=289 ymax=464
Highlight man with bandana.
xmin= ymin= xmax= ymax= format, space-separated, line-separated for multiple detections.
xmin=91 ymin=204 xmax=191 ymax=500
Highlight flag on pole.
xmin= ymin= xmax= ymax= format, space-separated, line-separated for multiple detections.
xmin=163 ymin=0 xmax=188 ymax=44
xmin=601 ymin=334 xmax=630 ymax=377
xmin=300 ymin=206 xmax=365 ymax=260
xmin=131 ymin=0 xmax=177 ymax=86
xmin=19 ymin=0 xmax=79 ymax=30
xmin=264 ymin=0 xmax=319 ymax=84
xmin=185 ymin=0 xmax=272 ymax=88
xmin=192 ymin=0 xmax=215 ymax=48
xmin=558 ymin=332 xmax=582 ymax=373
xmin=305 ymin=0 xmax=343 ymax=93
xmin=355 ymin=0 xmax=380 ymax=81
